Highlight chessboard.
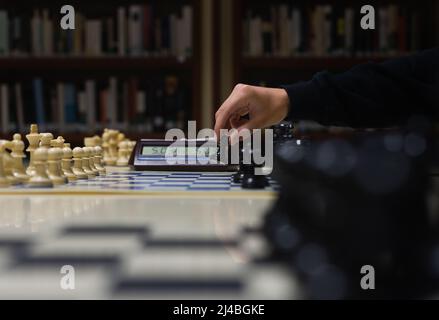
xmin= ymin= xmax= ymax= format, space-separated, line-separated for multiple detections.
xmin=0 ymin=125 xmax=279 ymax=196
xmin=0 ymin=194 xmax=299 ymax=299
xmin=0 ymin=125 xmax=292 ymax=299
xmin=0 ymin=169 xmax=279 ymax=196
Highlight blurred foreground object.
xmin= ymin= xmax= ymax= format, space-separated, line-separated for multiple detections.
xmin=264 ymin=127 xmax=439 ymax=299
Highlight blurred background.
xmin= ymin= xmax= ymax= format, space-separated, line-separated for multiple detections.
xmin=0 ymin=0 xmax=438 ymax=146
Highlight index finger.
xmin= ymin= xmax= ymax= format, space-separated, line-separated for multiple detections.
xmin=214 ymin=95 xmax=242 ymax=139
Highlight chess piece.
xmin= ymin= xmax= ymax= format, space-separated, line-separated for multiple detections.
xmin=52 ymin=137 xmax=68 ymax=180
xmin=86 ymin=147 xmax=100 ymax=175
xmin=93 ymin=146 xmax=106 ymax=175
xmin=0 ymin=140 xmax=20 ymax=185
xmin=102 ymin=129 xmax=111 ymax=165
xmin=116 ymin=141 xmax=130 ymax=166
xmin=61 ymin=143 xmax=77 ymax=182
xmin=107 ymin=130 xmax=119 ymax=165
xmin=272 ymin=121 xmax=294 ymax=144
xmin=237 ymin=140 xmax=268 ymax=189
xmin=39 ymin=133 xmax=54 ymax=150
xmin=47 ymin=140 xmax=68 ymax=185
xmin=233 ymin=142 xmax=246 ymax=183
xmin=92 ymin=135 xmax=102 ymax=147
xmin=26 ymin=124 xmax=41 ymax=176
xmin=0 ymin=145 xmax=11 ymax=187
xmin=241 ymin=172 xmax=268 ymax=189
xmin=84 ymin=137 xmax=95 ymax=148
xmin=81 ymin=147 xmax=96 ymax=177
xmin=72 ymin=147 xmax=88 ymax=180
xmin=10 ymin=134 xmax=30 ymax=183
xmin=28 ymin=147 xmax=53 ymax=188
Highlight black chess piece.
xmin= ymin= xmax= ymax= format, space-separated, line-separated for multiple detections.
xmin=241 ymin=171 xmax=268 ymax=189
xmin=233 ymin=141 xmax=247 ymax=183
xmin=241 ymin=141 xmax=269 ymax=189
xmin=273 ymin=121 xmax=294 ymax=144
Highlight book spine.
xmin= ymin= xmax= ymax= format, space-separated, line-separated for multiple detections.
xmin=85 ymin=80 xmax=96 ymax=129
xmin=14 ymin=83 xmax=24 ymax=132
xmin=109 ymin=77 xmax=118 ymax=126
xmin=117 ymin=7 xmax=127 ymax=56
xmin=57 ymin=82 xmax=65 ymax=129
xmin=33 ymin=78 xmax=46 ymax=125
xmin=0 ymin=11 xmax=9 ymax=56
xmin=182 ymin=5 xmax=193 ymax=57
xmin=65 ymin=84 xmax=77 ymax=124
xmin=0 ymin=84 xmax=9 ymax=134
xmin=128 ymin=5 xmax=143 ymax=56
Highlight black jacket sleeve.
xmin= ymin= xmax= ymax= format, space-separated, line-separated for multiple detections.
xmin=283 ymin=47 xmax=439 ymax=128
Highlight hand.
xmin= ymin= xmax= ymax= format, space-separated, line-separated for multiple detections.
xmin=214 ymin=84 xmax=290 ymax=139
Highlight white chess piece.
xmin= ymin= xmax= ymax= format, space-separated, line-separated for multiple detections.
xmin=51 ymin=137 xmax=68 ymax=180
xmin=107 ymin=130 xmax=118 ymax=166
xmin=0 ymin=144 xmax=11 ymax=187
xmin=10 ymin=134 xmax=30 ymax=183
xmin=39 ymin=133 xmax=53 ymax=150
xmin=28 ymin=147 xmax=53 ymax=188
xmin=116 ymin=141 xmax=128 ymax=166
xmin=72 ymin=147 xmax=88 ymax=180
xmin=0 ymin=140 xmax=20 ymax=185
xmin=80 ymin=147 xmax=96 ymax=178
xmin=86 ymin=147 xmax=100 ymax=175
xmin=102 ymin=129 xmax=111 ymax=165
xmin=26 ymin=124 xmax=40 ymax=176
xmin=61 ymin=143 xmax=77 ymax=182
xmin=93 ymin=146 xmax=106 ymax=175
xmin=47 ymin=140 xmax=68 ymax=185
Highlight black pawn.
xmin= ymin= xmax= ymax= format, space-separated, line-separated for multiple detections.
xmin=241 ymin=172 xmax=268 ymax=189
xmin=233 ymin=141 xmax=246 ymax=183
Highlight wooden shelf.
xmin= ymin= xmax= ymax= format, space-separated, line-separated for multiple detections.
xmin=240 ymin=56 xmax=404 ymax=70
xmin=0 ymin=57 xmax=194 ymax=71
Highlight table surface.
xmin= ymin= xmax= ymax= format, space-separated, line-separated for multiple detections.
xmin=0 ymin=167 xmax=300 ymax=299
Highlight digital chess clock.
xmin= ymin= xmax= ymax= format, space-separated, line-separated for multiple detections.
xmin=130 ymin=139 xmax=239 ymax=172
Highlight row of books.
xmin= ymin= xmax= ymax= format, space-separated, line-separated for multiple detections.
xmin=243 ymin=4 xmax=422 ymax=57
xmin=0 ymin=76 xmax=189 ymax=134
xmin=0 ymin=5 xmax=193 ymax=58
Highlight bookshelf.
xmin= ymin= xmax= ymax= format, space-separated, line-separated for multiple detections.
xmin=229 ymin=0 xmax=438 ymax=89
xmin=0 ymin=0 xmax=202 ymax=146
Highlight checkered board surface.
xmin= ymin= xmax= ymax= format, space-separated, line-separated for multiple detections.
xmin=0 ymin=223 xmax=296 ymax=299
xmin=54 ymin=171 xmax=280 ymax=192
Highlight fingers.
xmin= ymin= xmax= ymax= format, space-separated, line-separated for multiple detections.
xmin=214 ymin=84 xmax=251 ymax=138
xmin=236 ymin=115 xmax=266 ymax=132
xmin=229 ymin=116 xmax=247 ymax=129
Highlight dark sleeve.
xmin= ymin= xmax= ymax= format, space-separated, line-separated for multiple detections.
xmin=282 ymin=48 xmax=439 ymax=128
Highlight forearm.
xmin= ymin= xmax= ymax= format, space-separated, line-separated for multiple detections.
xmin=283 ymin=47 xmax=439 ymax=128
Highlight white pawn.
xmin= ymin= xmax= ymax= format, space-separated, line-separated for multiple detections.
xmin=72 ymin=147 xmax=88 ymax=180
xmin=80 ymin=147 xmax=96 ymax=178
xmin=28 ymin=148 xmax=53 ymax=188
xmin=47 ymin=141 xmax=67 ymax=185
xmin=0 ymin=145 xmax=11 ymax=187
xmin=93 ymin=146 xmax=106 ymax=175
xmin=51 ymin=137 xmax=68 ymax=181
xmin=86 ymin=147 xmax=100 ymax=175
xmin=102 ymin=129 xmax=111 ymax=165
xmin=11 ymin=134 xmax=30 ymax=183
xmin=61 ymin=143 xmax=77 ymax=182
xmin=116 ymin=141 xmax=130 ymax=166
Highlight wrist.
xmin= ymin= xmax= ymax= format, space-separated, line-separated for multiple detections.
xmin=273 ymin=88 xmax=290 ymax=120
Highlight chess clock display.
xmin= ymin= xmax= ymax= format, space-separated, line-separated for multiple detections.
xmin=131 ymin=139 xmax=238 ymax=172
